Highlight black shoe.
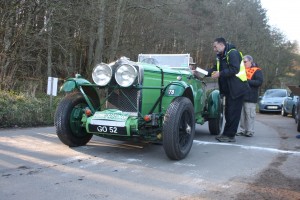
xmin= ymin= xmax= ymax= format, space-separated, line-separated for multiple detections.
xmin=236 ymin=131 xmax=245 ymax=136
xmin=244 ymin=132 xmax=253 ymax=137
xmin=215 ymin=135 xmax=236 ymax=142
xmin=215 ymin=135 xmax=226 ymax=140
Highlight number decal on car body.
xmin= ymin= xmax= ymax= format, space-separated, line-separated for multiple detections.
xmin=168 ymin=89 xmax=175 ymax=95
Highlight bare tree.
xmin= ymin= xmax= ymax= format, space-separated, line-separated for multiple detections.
xmin=93 ymin=0 xmax=107 ymax=66
xmin=0 ymin=0 xmax=298 ymax=95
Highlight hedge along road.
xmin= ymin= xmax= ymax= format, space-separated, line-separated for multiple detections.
xmin=0 ymin=113 xmax=299 ymax=200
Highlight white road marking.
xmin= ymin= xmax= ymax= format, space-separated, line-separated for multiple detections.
xmin=126 ymin=158 xmax=142 ymax=163
xmin=174 ymin=162 xmax=196 ymax=167
xmin=194 ymin=140 xmax=300 ymax=155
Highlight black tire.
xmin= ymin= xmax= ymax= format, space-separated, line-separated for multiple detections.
xmin=54 ymin=92 xmax=93 ymax=147
xmin=297 ymin=118 xmax=300 ymax=132
xmin=208 ymin=97 xmax=224 ymax=135
xmin=163 ymin=97 xmax=195 ymax=160
xmin=281 ymin=106 xmax=288 ymax=116
xmin=292 ymin=106 xmax=296 ymax=119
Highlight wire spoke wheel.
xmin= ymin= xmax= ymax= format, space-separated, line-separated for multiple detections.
xmin=163 ymin=97 xmax=195 ymax=160
xmin=54 ymin=92 xmax=93 ymax=147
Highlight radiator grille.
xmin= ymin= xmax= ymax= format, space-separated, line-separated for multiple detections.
xmin=106 ymin=88 xmax=139 ymax=112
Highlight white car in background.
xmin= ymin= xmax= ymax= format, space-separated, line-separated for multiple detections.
xmin=258 ymin=89 xmax=288 ymax=113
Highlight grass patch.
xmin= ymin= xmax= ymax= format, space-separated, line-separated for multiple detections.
xmin=0 ymin=90 xmax=62 ymax=128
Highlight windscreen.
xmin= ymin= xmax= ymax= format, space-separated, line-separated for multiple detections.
xmin=138 ymin=54 xmax=190 ymax=69
xmin=265 ymin=89 xmax=287 ymax=98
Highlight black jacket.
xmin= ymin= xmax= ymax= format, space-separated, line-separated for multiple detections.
xmin=208 ymin=43 xmax=249 ymax=99
xmin=244 ymin=66 xmax=263 ymax=103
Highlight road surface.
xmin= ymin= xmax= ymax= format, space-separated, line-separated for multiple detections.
xmin=0 ymin=113 xmax=299 ymax=200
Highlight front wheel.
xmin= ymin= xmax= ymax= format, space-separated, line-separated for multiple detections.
xmin=163 ymin=97 xmax=195 ymax=160
xmin=295 ymin=108 xmax=298 ymax=124
xmin=54 ymin=92 xmax=93 ymax=147
xmin=281 ymin=106 xmax=288 ymax=116
xmin=297 ymin=114 xmax=300 ymax=132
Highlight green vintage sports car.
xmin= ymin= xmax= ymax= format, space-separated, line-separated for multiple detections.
xmin=54 ymin=54 xmax=223 ymax=160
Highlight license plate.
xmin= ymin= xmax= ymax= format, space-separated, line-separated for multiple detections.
xmin=88 ymin=124 xmax=126 ymax=135
xmin=267 ymin=106 xmax=278 ymax=109
xmin=89 ymin=120 xmax=127 ymax=135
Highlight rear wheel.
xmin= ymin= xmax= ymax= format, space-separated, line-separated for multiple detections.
xmin=163 ymin=97 xmax=195 ymax=160
xmin=208 ymin=97 xmax=224 ymax=135
xmin=54 ymin=92 xmax=93 ymax=147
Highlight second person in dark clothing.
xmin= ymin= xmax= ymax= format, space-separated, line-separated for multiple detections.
xmin=237 ymin=55 xmax=263 ymax=137
xmin=208 ymin=37 xmax=249 ymax=142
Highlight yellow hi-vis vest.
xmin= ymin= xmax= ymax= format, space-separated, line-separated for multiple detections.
xmin=216 ymin=49 xmax=247 ymax=82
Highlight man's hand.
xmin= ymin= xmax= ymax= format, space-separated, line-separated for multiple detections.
xmin=211 ymin=71 xmax=220 ymax=79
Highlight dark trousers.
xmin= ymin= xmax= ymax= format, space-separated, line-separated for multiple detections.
xmin=223 ymin=94 xmax=244 ymax=137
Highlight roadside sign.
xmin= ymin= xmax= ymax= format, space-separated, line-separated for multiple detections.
xmin=47 ymin=77 xmax=58 ymax=96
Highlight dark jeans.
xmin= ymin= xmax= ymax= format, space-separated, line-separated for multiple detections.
xmin=223 ymin=94 xmax=244 ymax=137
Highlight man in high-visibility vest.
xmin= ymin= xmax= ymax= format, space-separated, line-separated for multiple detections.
xmin=208 ymin=37 xmax=249 ymax=142
xmin=237 ymin=55 xmax=263 ymax=137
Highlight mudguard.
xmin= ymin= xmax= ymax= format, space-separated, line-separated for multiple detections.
xmin=164 ymin=81 xmax=189 ymax=97
xmin=161 ymin=81 xmax=194 ymax=113
xmin=60 ymin=74 xmax=100 ymax=113
xmin=207 ymin=90 xmax=221 ymax=118
xmin=60 ymin=74 xmax=92 ymax=92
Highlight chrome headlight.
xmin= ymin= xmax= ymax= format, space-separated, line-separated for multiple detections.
xmin=115 ymin=64 xmax=137 ymax=87
xmin=92 ymin=63 xmax=112 ymax=86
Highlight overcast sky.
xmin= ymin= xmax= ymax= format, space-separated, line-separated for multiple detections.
xmin=260 ymin=0 xmax=300 ymax=43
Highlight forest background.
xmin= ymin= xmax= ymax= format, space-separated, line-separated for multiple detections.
xmin=0 ymin=0 xmax=299 ymax=127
